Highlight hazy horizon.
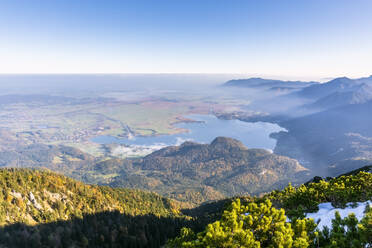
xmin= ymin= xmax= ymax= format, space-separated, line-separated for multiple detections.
xmin=1 ymin=72 xmax=371 ymax=83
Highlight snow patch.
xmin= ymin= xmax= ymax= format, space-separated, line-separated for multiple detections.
xmin=305 ymin=201 xmax=371 ymax=230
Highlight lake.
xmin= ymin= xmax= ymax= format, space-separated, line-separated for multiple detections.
xmin=91 ymin=114 xmax=286 ymax=153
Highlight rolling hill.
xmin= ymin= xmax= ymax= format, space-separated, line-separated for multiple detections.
xmin=105 ymin=137 xmax=310 ymax=204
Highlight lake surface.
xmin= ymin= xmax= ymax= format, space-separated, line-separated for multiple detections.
xmin=92 ymin=114 xmax=286 ymax=151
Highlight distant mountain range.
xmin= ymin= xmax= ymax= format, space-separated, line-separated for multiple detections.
xmin=297 ymin=75 xmax=372 ymax=109
xmin=297 ymin=75 xmax=372 ymax=99
xmin=306 ymin=83 xmax=372 ymax=109
xmin=223 ymin=75 xmax=372 ymax=175
xmin=224 ymin=77 xmax=316 ymax=91
xmin=224 ymin=75 xmax=372 ymax=109
xmin=274 ymin=99 xmax=372 ymax=174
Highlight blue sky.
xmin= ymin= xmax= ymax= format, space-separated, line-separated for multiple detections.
xmin=0 ymin=0 xmax=372 ymax=78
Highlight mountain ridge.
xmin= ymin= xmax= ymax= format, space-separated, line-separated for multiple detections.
xmin=223 ymin=77 xmax=317 ymax=90
xmin=107 ymin=137 xmax=310 ymax=204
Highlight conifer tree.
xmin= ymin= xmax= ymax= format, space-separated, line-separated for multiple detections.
xmin=167 ymin=199 xmax=315 ymax=248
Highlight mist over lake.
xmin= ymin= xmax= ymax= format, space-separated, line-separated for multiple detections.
xmin=91 ymin=114 xmax=285 ymax=152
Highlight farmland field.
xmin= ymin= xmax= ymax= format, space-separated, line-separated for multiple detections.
xmin=0 ymin=91 xmax=247 ymax=157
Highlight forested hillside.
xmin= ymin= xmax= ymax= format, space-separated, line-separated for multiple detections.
xmin=0 ymin=167 xmax=370 ymax=247
xmin=0 ymin=168 xmax=190 ymax=247
xmin=107 ymin=137 xmax=309 ymax=204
